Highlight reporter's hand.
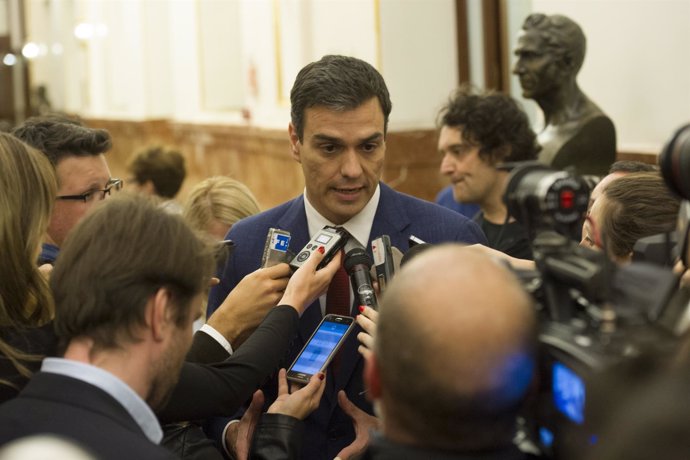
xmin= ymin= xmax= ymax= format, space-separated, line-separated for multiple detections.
xmin=267 ymin=368 xmax=326 ymax=420
xmin=355 ymin=306 xmax=379 ymax=359
xmin=225 ymin=390 xmax=264 ymax=460
xmin=207 ymin=263 xmax=292 ymax=348
xmin=334 ymin=391 xmax=379 ymax=460
xmin=279 ymin=247 xmax=341 ymax=316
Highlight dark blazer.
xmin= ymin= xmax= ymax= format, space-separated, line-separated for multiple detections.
xmin=208 ymin=183 xmax=487 ymax=460
xmin=0 ymin=306 xmax=299 ymax=423
xmin=160 ymin=306 xmax=299 ymax=423
xmin=0 ymin=372 xmax=176 ymax=460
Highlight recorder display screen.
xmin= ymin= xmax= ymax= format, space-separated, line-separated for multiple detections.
xmin=315 ymin=233 xmax=333 ymax=245
xmin=552 ymin=362 xmax=585 ymax=425
xmin=291 ymin=321 xmax=350 ymax=375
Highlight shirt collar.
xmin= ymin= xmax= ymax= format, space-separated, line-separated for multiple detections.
xmin=41 ymin=357 xmax=163 ymax=444
xmin=303 ymin=183 xmax=381 ymax=247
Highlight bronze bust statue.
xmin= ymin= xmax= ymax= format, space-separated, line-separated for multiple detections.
xmin=513 ymin=13 xmax=616 ymax=176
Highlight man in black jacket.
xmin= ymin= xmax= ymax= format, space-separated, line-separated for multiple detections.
xmin=0 ymin=195 xmax=335 ymax=459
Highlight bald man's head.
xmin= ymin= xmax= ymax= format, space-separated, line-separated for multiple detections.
xmin=370 ymin=245 xmax=536 ymax=450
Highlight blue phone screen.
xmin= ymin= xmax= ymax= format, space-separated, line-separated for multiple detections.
xmin=291 ymin=321 xmax=350 ymax=375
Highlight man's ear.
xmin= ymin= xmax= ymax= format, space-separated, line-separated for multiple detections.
xmin=288 ymin=123 xmax=301 ymax=163
xmin=148 ymin=288 xmax=172 ymax=342
xmin=364 ymin=352 xmax=382 ymax=402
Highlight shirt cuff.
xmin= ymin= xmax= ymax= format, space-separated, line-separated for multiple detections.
xmin=200 ymin=324 xmax=234 ymax=356
xmin=222 ymin=419 xmax=241 ymax=457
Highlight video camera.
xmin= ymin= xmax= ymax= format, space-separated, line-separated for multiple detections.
xmin=503 ymin=159 xmax=684 ymax=459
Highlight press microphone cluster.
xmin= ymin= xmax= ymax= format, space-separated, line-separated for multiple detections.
xmin=344 ymin=247 xmax=379 ymax=311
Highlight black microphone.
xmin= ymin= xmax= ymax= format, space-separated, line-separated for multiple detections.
xmin=344 ymin=247 xmax=379 ymax=311
xmin=400 ymin=243 xmax=433 ymax=267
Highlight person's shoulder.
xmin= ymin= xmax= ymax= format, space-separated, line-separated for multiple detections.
xmin=382 ymin=186 xmax=487 ymax=244
xmin=387 ymin=186 xmax=474 ymax=223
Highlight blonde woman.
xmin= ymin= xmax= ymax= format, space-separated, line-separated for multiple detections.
xmin=0 ymin=133 xmax=58 ymax=401
xmin=184 ymin=176 xmax=261 ymax=240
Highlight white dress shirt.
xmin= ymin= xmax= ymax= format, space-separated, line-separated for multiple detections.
xmin=303 ymin=184 xmax=381 ymax=315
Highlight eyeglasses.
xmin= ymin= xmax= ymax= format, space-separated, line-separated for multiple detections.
xmin=56 ymin=178 xmax=124 ymax=203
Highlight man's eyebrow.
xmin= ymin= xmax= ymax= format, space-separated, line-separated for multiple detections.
xmin=311 ymin=133 xmax=384 ymax=144
xmin=360 ymin=133 xmax=384 ymax=144
xmin=312 ymin=134 xmax=341 ymax=144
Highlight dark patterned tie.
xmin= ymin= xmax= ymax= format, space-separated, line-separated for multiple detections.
xmin=326 ymin=260 xmax=351 ymax=317
xmin=325 ymin=257 xmax=350 ymax=374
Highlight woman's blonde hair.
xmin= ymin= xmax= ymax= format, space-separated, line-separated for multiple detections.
xmin=0 ymin=133 xmax=57 ymax=384
xmin=183 ymin=176 xmax=260 ymax=235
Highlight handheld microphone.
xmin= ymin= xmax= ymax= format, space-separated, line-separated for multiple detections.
xmin=400 ymin=243 xmax=433 ymax=267
xmin=344 ymin=247 xmax=378 ymax=311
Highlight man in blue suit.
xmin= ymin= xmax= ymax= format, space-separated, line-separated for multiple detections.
xmin=207 ymin=55 xmax=486 ymax=460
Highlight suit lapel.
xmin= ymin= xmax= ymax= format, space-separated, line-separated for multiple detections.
xmin=370 ymin=183 xmax=412 ymax=253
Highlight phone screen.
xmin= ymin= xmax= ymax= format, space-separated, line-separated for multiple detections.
xmin=288 ymin=316 xmax=353 ymax=382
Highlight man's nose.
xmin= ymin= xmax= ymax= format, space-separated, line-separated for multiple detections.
xmin=439 ymin=153 xmax=455 ymax=175
xmin=341 ymin=149 xmax=364 ymax=178
xmin=512 ymin=59 xmax=524 ymax=75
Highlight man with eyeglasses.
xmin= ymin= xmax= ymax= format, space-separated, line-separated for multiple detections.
xmin=12 ymin=115 xmax=120 ymax=265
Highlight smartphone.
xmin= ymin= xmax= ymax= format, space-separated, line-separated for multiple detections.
xmin=261 ymin=228 xmax=292 ymax=268
xmin=289 ymin=226 xmax=351 ymax=271
xmin=287 ymin=314 xmax=355 ymax=384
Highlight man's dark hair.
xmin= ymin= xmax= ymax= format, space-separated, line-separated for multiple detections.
xmin=522 ymin=13 xmax=587 ymax=75
xmin=12 ymin=114 xmax=112 ymax=166
xmin=127 ymin=146 xmax=186 ymax=198
xmin=609 ymin=160 xmax=657 ymax=174
xmin=290 ymin=55 xmax=392 ymax=141
xmin=438 ymin=87 xmax=539 ymax=164
xmin=51 ymin=193 xmax=214 ymax=352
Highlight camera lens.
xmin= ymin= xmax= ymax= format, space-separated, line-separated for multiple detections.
xmin=660 ymin=124 xmax=690 ymax=200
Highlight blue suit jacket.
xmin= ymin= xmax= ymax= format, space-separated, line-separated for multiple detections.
xmin=207 ymin=183 xmax=486 ymax=460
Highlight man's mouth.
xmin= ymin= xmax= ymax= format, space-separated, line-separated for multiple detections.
xmin=333 ymin=186 xmax=364 ymax=194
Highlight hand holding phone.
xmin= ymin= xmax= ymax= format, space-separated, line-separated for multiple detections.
xmin=267 ymin=368 xmax=327 ymax=420
xmin=287 ymin=314 xmax=355 ymax=384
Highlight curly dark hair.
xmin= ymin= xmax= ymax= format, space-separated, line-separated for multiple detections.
xmin=12 ymin=114 xmax=112 ymax=166
xmin=437 ymin=87 xmax=539 ymax=165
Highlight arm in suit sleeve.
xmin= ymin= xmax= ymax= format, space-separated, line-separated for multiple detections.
xmin=455 ymin=216 xmax=488 ymax=245
xmin=186 ymin=330 xmax=231 ymax=364
xmin=157 ymin=305 xmax=299 ymax=423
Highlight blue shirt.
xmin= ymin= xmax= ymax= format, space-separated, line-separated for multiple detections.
xmin=38 ymin=242 xmax=59 ymax=265
xmin=435 ymin=185 xmax=480 ymax=219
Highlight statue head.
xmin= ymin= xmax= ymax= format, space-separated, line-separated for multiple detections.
xmin=513 ymin=13 xmax=586 ymax=99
